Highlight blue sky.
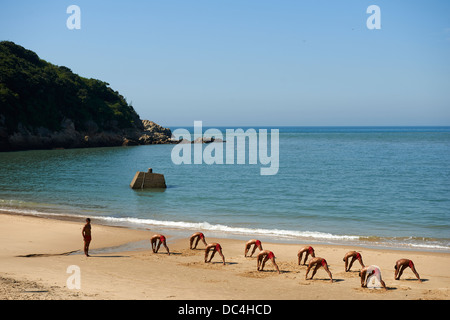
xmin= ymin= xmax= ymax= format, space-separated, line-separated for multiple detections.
xmin=1 ymin=0 xmax=449 ymax=126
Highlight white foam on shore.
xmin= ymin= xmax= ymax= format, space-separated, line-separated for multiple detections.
xmin=0 ymin=206 xmax=358 ymax=241
xmin=1 ymin=206 xmax=449 ymax=252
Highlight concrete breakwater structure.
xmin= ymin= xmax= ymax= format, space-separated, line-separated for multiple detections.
xmin=130 ymin=168 xmax=167 ymax=189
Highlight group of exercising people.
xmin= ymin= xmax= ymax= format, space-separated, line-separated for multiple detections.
xmin=147 ymin=229 xmax=422 ymax=288
xmin=83 ymin=218 xmax=421 ymax=289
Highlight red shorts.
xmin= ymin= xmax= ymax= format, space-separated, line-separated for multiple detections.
xmin=84 ymin=236 xmax=91 ymax=242
xmin=321 ymin=259 xmax=327 ymax=267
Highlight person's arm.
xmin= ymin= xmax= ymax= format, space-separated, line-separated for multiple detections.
xmin=305 ymin=264 xmax=312 ymax=280
xmin=360 ymin=270 xmax=366 ymax=287
xmin=204 ymin=247 xmax=210 ymax=262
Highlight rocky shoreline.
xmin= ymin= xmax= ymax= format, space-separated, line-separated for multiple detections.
xmin=0 ymin=118 xmax=227 ymax=152
xmin=0 ymin=118 xmax=174 ymax=152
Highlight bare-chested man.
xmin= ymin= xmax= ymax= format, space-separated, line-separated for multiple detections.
xmin=244 ymin=239 xmax=263 ymax=257
xmin=359 ymin=265 xmax=387 ymax=290
xmin=205 ymin=243 xmax=225 ymax=265
xmin=297 ymin=246 xmax=315 ymax=265
xmin=394 ymin=259 xmax=422 ymax=282
xmin=257 ymin=250 xmax=280 ymax=274
xmin=305 ymin=257 xmax=333 ymax=283
xmin=82 ymin=218 xmax=91 ymax=257
xmin=189 ymin=232 xmax=207 ymax=249
xmin=343 ymin=251 xmax=365 ymax=272
xmin=150 ymin=234 xmax=170 ymax=255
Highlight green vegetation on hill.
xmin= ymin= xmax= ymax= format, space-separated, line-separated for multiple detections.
xmin=0 ymin=41 xmax=142 ymax=135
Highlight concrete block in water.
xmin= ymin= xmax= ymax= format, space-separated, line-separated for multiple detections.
xmin=130 ymin=168 xmax=167 ymax=189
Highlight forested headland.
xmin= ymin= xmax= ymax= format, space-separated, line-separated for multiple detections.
xmin=0 ymin=41 xmax=171 ymax=151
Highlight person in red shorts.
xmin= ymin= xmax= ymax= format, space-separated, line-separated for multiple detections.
xmin=205 ymin=243 xmax=225 ymax=265
xmin=343 ymin=251 xmax=365 ymax=272
xmin=297 ymin=246 xmax=315 ymax=265
xmin=244 ymin=239 xmax=263 ymax=257
xmin=82 ymin=218 xmax=92 ymax=257
xmin=257 ymin=250 xmax=280 ymax=274
xmin=305 ymin=257 xmax=333 ymax=283
xmin=150 ymin=234 xmax=170 ymax=255
xmin=190 ymin=232 xmax=207 ymax=249
xmin=394 ymin=258 xmax=422 ymax=282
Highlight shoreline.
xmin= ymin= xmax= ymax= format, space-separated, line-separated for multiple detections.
xmin=0 ymin=207 xmax=448 ymax=254
xmin=1 ymin=211 xmax=449 ymax=300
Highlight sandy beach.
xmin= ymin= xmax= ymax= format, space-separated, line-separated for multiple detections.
xmin=0 ymin=211 xmax=449 ymax=301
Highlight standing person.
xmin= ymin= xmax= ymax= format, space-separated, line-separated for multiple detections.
xmin=394 ymin=259 xmax=422 ymax=282
xmin=190 ymin=232 xmax=207 ymax=249
xmin=359 ymin=265 xmax=387 ymax=290
xmin=257 ymin=250 xmax=280 ymax=274
xmin=244 ymin=239 xmax=263 ymax=257
xmin=205 ymin=243 xmax=225 ymax=265
xmin=82 ymin=218 xmax=92 ymax=257
xmin=305 ymin=257 xmax=333 ymax=283
xmin=150 ymin=234 xmax=170 ymax=255
xmin=297 ymin=246 xmax=315 ymax=265
xmin=343 ymin=251 xmax=365 ymax=272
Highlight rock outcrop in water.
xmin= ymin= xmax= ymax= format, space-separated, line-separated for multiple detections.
xmin=0 ymin=41 xmax=172 ymax=151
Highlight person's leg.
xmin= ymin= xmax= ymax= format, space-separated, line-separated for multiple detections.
xmin=324 ymin=265 xmax=333 ymax=282
xmin=409 ymin=262 xmax=422 ymax=282
xmin=84 ymin=240 xmax=90 ymax=256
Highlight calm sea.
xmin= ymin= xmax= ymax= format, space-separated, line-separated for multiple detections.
xmin=0 ymin=126 xmax=449 ymax=252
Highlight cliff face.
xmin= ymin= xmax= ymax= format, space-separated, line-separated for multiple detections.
xmin=0 ymin=41 xmax=171 ymax=151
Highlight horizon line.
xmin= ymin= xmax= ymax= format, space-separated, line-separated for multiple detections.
xmin=162 ymin=124 xmax=450 ymax=128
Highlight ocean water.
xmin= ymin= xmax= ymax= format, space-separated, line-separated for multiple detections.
xmin=0 ymin=126 xmax=449 ymax=252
